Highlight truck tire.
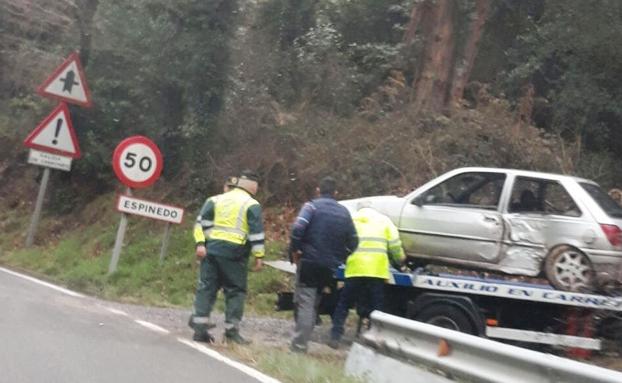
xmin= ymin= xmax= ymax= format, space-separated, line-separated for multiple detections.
xmin=414 ymin=303 xmax=476 ymax=335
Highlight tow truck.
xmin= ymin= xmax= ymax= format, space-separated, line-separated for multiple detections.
xmin=266 ymin=260 xmax=622 ymax=353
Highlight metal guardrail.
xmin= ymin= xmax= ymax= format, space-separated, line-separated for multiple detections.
xmin=348 ymin=311 xmax=622 ymax=383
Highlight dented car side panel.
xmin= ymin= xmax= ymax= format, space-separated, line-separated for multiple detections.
xmin=340 ymin=167 xmax=622 ymax=283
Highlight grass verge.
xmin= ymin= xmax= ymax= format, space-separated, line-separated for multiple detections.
xmin=0 ymin=192 xmax=361 ymax=383
xmin=221 ymin=344 xmax=361 ymax=383
xmin=0 ymin=193 xmax=294 ymax=315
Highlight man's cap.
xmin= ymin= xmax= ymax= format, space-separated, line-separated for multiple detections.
xmin=239 ymin=169 xmax=259 ymax=182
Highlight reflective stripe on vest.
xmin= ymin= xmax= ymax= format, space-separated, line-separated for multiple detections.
xmin=355 ymin=236 xmax=388 ymax=254
xmin=209 ymin=190 xmax=255 ymax=245
xmin=346 ymin=209 xmax=392 ymax=279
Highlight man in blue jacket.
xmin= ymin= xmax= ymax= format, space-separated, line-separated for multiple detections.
xmin=289 ymin=176 xmax=358 ymax=353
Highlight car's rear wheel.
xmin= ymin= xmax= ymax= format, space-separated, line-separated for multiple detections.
xmin=544 ymin=245 xmax=595 ymax=291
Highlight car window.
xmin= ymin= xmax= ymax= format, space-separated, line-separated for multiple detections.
xmin=419 ymin=172 xmax=506 ymax=210
xmin=580 ymin=182 xmax=622 ymax=218
xmin=509 ymin=177 xmax=581 ymax=217
xmin=542 ymin=182 xmax=581 ymax=217
xmin=509 ymin=178 xmax=541 ymax=213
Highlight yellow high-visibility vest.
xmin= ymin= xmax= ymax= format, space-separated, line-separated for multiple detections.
xmin=345 ymin=208 xmax=405 ymax=279
xmin=209 ymin=188 xmax=258 ymax=245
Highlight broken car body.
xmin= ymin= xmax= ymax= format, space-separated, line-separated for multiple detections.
xmin=341 ymin=167 xmax=622 ymax=291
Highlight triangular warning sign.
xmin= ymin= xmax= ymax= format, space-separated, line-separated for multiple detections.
xmin=37 ymin=52 xmax=93 ymax=108
xmin=24 ymin=103 xmax=81 ymax=159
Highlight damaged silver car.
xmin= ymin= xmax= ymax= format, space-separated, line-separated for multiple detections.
xmin=341 ymin=167 xmax=622 ymax=291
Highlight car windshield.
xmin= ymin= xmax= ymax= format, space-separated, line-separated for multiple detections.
xmin=580 ymin=182 xmax=622 ymax=218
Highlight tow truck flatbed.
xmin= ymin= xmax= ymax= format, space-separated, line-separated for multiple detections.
xmin=266 ymin=260 xmax=622 ymax=351
xmin=267 ymin=260 xmax=622 ymax=312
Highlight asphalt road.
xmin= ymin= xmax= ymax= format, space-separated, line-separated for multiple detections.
xmin=0 ymin=267 xmax=274 ymax=383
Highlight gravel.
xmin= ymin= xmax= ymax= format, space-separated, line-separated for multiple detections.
xmin=83 ymin=293 xmax=622 ymax=372
xmin=95 ymin=297 xmax=352 ymax=357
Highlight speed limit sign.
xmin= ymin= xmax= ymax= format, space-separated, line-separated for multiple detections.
xmin=112 ymin=136 xmax=163 ymax=188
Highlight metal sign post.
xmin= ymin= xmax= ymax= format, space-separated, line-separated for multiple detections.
xmin=23 ymin=51 xmax=89 ymax=247
xmin=113 ymin=193 xmax=184 ymax=266
xmin=159 ymin=223 xmax=172 ymax=265
xmin=109 ymin=187 xmax=131 ymax=275
xmin=25 ymin=168 xmax=51 ymax=247
xmin=109 ymin=136 xmax=165 ymax=274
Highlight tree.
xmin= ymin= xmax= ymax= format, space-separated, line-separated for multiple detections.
xmin=403 ymin=0 xmax=492 ymax=113
xmin=0 ymin=0 xmax=77 ymax=96
xmin=73 ymin=0 xmax=99 ymax=66
xmin=24 ymin=0 xmax=241 ymax=197
xmin=506 ymin=0 xmax=622 ymax=155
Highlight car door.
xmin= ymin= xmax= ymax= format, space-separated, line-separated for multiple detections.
xmin=501 ymin=176 xmax=584 ymax=274
xmin=399 ymin=171 xmax=506 ymax=263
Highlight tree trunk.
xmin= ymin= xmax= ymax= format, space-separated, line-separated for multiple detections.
xmin=74 ymin=0 xmax=99 ymax=67
xmin=512 ymin=83 xmax=535 ymax=138
xmin=448 ymin=0 xmax=491 ymax=108
xmin=404 ymin=0 xmax=491 ymax=114
xmin=410 ymin=0 xmax=455 ymax=113
xmin=160 ymin=83 xmax=185 ymax=176
xmin=402 ymin=2 xmax=423 ymax=44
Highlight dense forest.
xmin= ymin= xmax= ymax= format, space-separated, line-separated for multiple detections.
xmin=1 ymin=0 xmax=622 ymax=211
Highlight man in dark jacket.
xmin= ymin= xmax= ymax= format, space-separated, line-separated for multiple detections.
xmin=289 ymin=177 xmax=358 ymax=353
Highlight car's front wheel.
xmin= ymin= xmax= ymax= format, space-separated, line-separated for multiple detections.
xmin=544 ymin=245 xmax=595 ymax=291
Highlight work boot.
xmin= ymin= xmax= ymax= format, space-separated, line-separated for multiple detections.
xmin=224 ymin=328 xmax=251 ymax=345
xmin=327 ymin=338 xmax=340 ymax=350
xmin=193 ymin=331 xmax=215 ymax=343
xmin=193 ymin=329 xmax=215 ymax=343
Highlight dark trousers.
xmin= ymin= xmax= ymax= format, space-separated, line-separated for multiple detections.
xmin=291 ymin=260 xmax=334 ymax=350
xmin=192 ymin=254 xmax=248 ymax=330
xmin=331 ymin=277 xmax=385 ymax=341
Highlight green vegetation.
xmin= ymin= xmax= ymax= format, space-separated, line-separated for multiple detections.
xmin=231 ymin=345 xmax=361 ymax=383
xmin=7 ymin=1 xmax=622 ymax=380
xmin=4 ymin=0 xmax=622 ymax=211
xmin=0 ymin=206 xmax=293 ymax=314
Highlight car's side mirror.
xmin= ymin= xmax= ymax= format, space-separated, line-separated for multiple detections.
xmin=412 ymin=196 xmax=424 ymax=207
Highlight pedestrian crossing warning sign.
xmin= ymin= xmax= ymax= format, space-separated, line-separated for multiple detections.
xmin=24 ymin=103 xmax=81 ymax=158
xmin=37 ymin=52 xmax=93 ymax=108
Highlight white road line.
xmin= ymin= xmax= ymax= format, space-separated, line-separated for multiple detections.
xmin=0 ymin=266 xmax=84 ymax=298
xmin=177 ymin=338 xmax=281 ymax=383
xmin=1 ymin=265 xmax=279 ymax=383
xmin=134 ymin=319 xmax=170 ymax=334
xmin=105 ymin=307 xmax=129 ymax=317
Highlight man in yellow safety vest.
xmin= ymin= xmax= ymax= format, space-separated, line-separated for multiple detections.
xmin=328 ymin=204 xmax=405 ymax=348
xmin=189 ymin=170 xmax=265 ymax=344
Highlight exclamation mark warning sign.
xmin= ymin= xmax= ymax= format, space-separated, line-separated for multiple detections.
xmin=52 ymin=118 xmax=62 ymax=145
xmin=24 ymin=103 xmax=81 ymax=158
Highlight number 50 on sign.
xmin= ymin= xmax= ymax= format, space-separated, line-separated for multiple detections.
xmin=112 ymin=136 xmax=163 ymax=188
